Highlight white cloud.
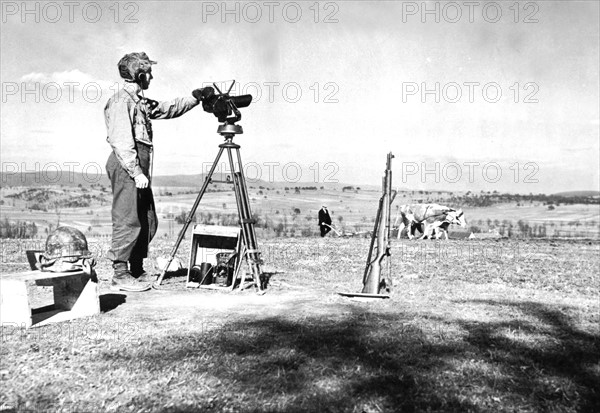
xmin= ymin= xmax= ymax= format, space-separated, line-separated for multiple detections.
xmin=19 ymin=69 xmax=115 ymax=91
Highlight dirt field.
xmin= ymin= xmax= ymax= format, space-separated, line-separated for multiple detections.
xmin=1 ymin=237 xmax=598 ymax=412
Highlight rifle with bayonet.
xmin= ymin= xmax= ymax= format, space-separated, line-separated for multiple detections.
xmin=362 ymin=152 xmax=395 ymax=295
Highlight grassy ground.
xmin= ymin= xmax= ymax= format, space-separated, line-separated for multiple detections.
xmin=1 ymin=237 xmax=599 ymax=412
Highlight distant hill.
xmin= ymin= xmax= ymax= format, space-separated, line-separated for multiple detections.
xmin=153 ymin=173 xmax=242 ymax=188
xmin=1 ymin=171 xmax=111 ymax=188
xmin=0 ymin=171 xmax=250 ymax=188
xmin=0 ymin=171 xmax=375 ymax=191
xmin=553 ymin=190 xmax=600 ymax=197
xmin=151 ymin=174 xmax=380 ymax=191
xmin=2 ymin=170 xmax=595 ymax=197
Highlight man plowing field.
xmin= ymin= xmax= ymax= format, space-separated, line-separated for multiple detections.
xmin=318 ymin=205 xmax=332 ymax=237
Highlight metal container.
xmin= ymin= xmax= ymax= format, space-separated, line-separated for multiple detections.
xmin=200 ymin=262 xmax=213 ymax=285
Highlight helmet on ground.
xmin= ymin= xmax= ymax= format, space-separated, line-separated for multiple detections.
xmin=40 ymin=226 xmax=93 ymax=272
xmin=43 ymin=226 xmax=92 ymax=260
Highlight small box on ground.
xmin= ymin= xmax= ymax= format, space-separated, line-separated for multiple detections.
xmin=0 ymin=270 xmax=100 ymax=328
xmin=187 ymin=224 xmax=244 ymax=290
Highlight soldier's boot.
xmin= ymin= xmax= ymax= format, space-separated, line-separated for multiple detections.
xmin=111 ymin=261 xmax=150 ymax=292
xmin=129 ymin=257 xmax=152 ymax=282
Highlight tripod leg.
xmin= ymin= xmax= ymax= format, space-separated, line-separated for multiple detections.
xmin=235 ymin=149 xmax=264 ymax=290
xmin=234 ymin=148 xmax=262 ymax=254
xmin=235 ymin=172 xmax=263 ymax=290
xmin=226 ymin=147 xmax=264 ymax=292
xmin=229 ymin=170 xmax=256 ymax=289
xmin=153 ymin=147 xmax=225 ymax=287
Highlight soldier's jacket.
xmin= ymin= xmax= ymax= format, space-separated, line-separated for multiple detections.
xmin=104 ymin=82 xmax=199 ymax=178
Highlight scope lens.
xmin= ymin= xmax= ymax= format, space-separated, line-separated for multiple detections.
xmin=231 ymin=95 xmax=252 ymax=108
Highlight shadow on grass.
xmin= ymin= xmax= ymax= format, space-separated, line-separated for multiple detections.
xmin=97 ymin=301 xmax=599 ymax=412
xmin=99 ymin=293 xmax=126 ymax=313
xmin=103 ymin=311 xmax=473 ymax=412
xmin=259 ymin=271 xmax=279 ymax=289
xmin=455 ymin=299 xmax=600 ymax=412
xmin=160 ymin=268 xmax=189 ymax=281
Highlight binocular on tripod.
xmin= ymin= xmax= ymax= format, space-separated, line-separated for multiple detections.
xmin=193 ymin=81 xmax=252 ymax=123
xmin=154 ymin=80 xmax=265 ymax=292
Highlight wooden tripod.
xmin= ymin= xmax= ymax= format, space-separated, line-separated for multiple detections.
xmin=153 ymin=122 xmax=264 ymax=292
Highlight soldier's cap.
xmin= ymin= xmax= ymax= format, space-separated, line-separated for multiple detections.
xmin=118 ymin=52 xmax=157 ymax=81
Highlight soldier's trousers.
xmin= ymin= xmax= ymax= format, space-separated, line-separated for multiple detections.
xmin=106 ymin=143 xmax=157 ymax=262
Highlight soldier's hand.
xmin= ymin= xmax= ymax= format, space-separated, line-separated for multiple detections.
xmin=134 ymin=174 xmax=149 ymax=189
xmin=192 ymin=87 xmax=214 ymax=102
xmin=143 ymin=97 xmax=159 ymax=111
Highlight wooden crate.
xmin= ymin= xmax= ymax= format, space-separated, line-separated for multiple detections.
xmin=187 ymin=224 xmax=243 ymax=290
xmin=0 ymin=270 xmax=99 ymax=328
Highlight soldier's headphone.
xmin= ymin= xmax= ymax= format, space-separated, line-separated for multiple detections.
xmin=137 ymin=71 xmax=147 ymax=83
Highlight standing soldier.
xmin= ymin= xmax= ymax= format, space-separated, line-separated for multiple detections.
xmin=318 ymin=205 xmax=332 ymax=237
xmin=105 ymin=52 xmax=202 ymax=292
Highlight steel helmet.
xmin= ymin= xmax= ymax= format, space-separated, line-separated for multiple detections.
xmin=39 ymin=226 xmax=96 ymax=273
xmin=43 ymin=226 xmax=92 ymax=260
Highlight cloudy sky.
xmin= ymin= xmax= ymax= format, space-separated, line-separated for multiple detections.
xmin=1 ymin=1 xmax=598 ymax=193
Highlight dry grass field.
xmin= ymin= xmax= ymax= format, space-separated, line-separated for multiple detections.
xmin=2 ymin=185 xmax=598 ymax=240
xmin=1 ymin=237 xmax=598 ymax=412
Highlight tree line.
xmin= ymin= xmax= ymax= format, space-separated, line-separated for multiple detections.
xmin=0 ymin=219 xmax=38 ymax=239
